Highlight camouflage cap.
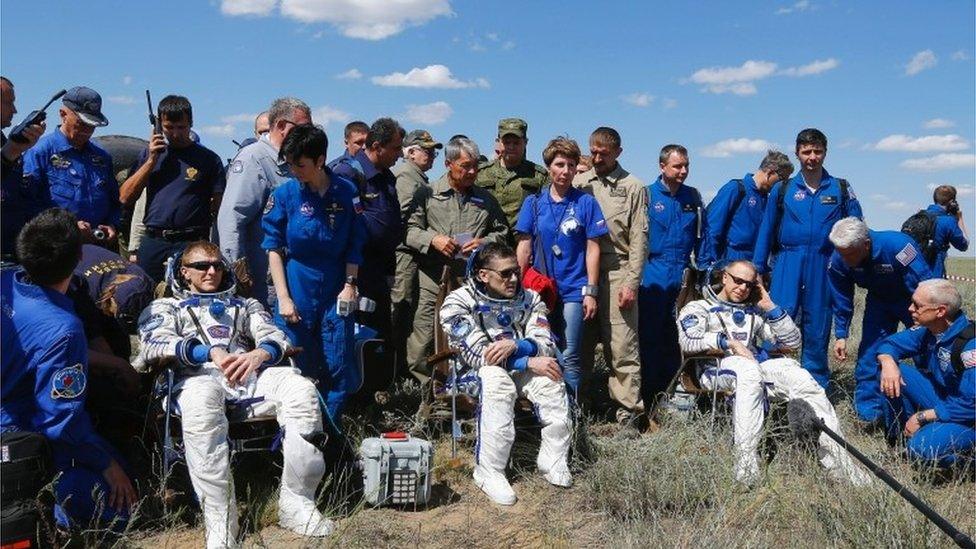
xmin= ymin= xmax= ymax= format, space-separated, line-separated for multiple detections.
xmin=403 ymin=129 xmax=443 ymax=149
xmin=498 ymin=118 xmax=527 ymax=139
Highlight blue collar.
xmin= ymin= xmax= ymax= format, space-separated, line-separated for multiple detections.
xmin=13 ymin=270 xmax=74 ymax=313
xmin=353 ymin=150 xmax=381 ymax=180
xmin=742 ymin=173 xmax=764 ymax=195
xmin=540 ymin=186 xmax=581 ymax=205
xmin=787 ymin=168 xmax=834 ymax=190
xmin=938 ymin=314 xmax=972 ymax=344
xmin=51 ymin=127 xmax=93 ymax=154
xmin=926 ymin=204 xmax=948 ymax=215
xmin=653 ymin=177 xmax=683 ymax=196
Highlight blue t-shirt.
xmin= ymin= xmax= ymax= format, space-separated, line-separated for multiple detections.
xmin=133 ymin=143 xmax=226 ymax=229
xmin=514 ymin=187 xmax=608 ymax=302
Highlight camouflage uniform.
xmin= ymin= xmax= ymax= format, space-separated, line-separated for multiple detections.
xmin=476 ymin=118 xmax=548 ymax=227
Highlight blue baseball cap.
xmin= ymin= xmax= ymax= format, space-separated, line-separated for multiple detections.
xmin=62 ymin=86 xmax=109 ymax=127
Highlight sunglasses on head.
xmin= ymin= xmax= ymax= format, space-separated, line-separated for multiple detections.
xmin=725 ymin=272 xmax=757 ymax=288
xmin=183 ymin=261 xmax=224 ymax=272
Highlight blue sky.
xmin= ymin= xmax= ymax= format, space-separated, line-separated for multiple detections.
xmin=3 ymin=1 xmax=974 ymax=253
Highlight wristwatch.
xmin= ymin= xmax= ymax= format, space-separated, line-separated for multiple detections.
xmin=345 ymin=275 xmax=358 ymax=286
xmin=581 ymin=284 xmax=599 ymax=298
xmin=914 ymin=411 xmax=930 ymax=426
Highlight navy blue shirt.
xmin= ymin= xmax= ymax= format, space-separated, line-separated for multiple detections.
xmin=331 ymin=150 xmax=402 ymax=277
xmin=133 ymin=143 xmax=226 ymax=229
xmin=925 ymin=204 xmax=969 ymax=278
xmin=1 ymin=133 xmax=55 ymax=257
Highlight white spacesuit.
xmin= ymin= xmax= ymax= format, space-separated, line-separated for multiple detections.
xmin=440 ymin=278 xmax=572 ymax=505
xmin=134 ymin=255 xmax=332 ymax=548
xmin=677 ymin=292 xmax=870 ymax=486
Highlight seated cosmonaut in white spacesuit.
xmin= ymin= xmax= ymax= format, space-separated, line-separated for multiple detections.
xmin=440 ymin=242 xmax=572 ymax=505
xmin=134 ymin=241 xmax=333 ymax=548
xmin=676 ymin=260 xmax=869 ymax=486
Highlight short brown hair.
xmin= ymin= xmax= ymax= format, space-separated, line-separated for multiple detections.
xmin=182 ymin=241 xmax=221 ymax=263
xmin=542 ymin=137 xmax=581 ymax=166
xmin=589 ymin=127 xmax=621 ymax=150
xmin=932 ymin=185 xmax=957 ymax=206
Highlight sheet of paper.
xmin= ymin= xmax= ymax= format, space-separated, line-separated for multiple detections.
xmin=453 ymin=232 xmax=473 ymax=258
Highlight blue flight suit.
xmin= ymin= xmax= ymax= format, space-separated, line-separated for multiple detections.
xmin=0 ymin=269 xmax=128 ymax=529
xmin=704 ymin=174 xmax=769 ymax=264
xmin=874 ymin=317 xmax=975 ymax=468
xmin=925 ymin=204 xmax=969 ymax=278
xmin=22 ymin=128 xmax=119 ymax=228
xmin=1 ymin=132 xmax=55 ymax=258
xmin=331 ymin=150 xmax=402 ymax=343
xmin=261 ymin=171 xmax=367 ymax=420
xmin=326 ymin=150 xmax=355 ymax=172
xmin=753 ymin=171 xmax=863 ymax=388
xmin=639 ymin=178 xmax=709 ymax=402
xmin=829 ymin=231 xmax=932 ymax=422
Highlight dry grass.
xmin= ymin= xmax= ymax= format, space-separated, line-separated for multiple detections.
xmin=68 ymin=262 xmax=976 ymax=548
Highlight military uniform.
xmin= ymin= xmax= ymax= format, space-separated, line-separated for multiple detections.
xmin=404 ymin=175 xmax=509 ymax=381
xmin=476 ymin=118 xmax=548 ymax=226
xmin=573 ymin=164 xmax=648 ymax=418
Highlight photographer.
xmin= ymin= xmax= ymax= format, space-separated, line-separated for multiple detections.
xmin=925 ymin=185 xmax=969 ymax=278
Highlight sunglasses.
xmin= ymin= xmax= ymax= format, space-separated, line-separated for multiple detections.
xmin=485 ymin=267 xmax=521 ymax=280
xmin=183 ymin=261 xmax=225 ymax=272
xmin=725 ymin=272 xmax=757 ymax=288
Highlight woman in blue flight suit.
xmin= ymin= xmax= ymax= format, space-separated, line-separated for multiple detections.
xmin=262 ymin=125 xmax=366 ymax=422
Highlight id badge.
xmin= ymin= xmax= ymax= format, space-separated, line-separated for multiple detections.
xmin=551 ymin=244 xmax=562 ymax=257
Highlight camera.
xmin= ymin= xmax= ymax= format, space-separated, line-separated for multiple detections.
xmin=336 ymin=296 xmax=377 ymax=317
xmin=92 ymin=228 xmax=107 ymax=241
xmin=946 ymin=199 xmax=960 ymax=217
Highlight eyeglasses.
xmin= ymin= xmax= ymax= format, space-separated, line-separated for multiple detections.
xmin=725 ymin=272 xmax=757 ymax=288
xmin=183 ymin=261 xmax=225 ymax=272
xmin=485 ymin=267 xmax=520 ymax=280
xmin=423 ymin=148 xmax=439 ymax=158
xmin=910 ymin=300 xmax=939 ymax=312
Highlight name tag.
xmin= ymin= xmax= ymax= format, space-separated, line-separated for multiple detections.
xmin=609 ymin=187 xmax=627 ymax=197
xmin=820 ymin=195 xmax=838 ymax=205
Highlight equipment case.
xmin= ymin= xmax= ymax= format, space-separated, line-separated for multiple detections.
xmin=359 ymin=432 xmax=432 ymax=507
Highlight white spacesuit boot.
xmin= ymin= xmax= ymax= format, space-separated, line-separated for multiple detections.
xmin=253 ymin=368 xmax=335 ymax=536
xmin=520 ymin=373 xmax=573 ymax=487
xmin=474 ymin=366 xmax=518 ymax=505
xmin=759 ymin=359 xmax=872 ymax=486
xmin=702 ymin=356 xmax=766 ymax=485
xmin=178 ymin=376 xmax=240 ymax=549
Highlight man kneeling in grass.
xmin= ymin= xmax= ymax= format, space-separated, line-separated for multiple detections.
xmin=440 ymin=243 xmax=573 ymax=505
xmin=135 ymin=241 xmax=334 ymax=548
xmin=676 ymin=260 xmax=870 ymax=486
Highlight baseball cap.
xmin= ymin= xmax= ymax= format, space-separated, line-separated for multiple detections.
xmin=62 ymin=86 xmax=109 ymax=127
xmin=498 ymin=118 xmax=527 ymax=139
xmin=404 ymin=129 xmax=443 ymax=149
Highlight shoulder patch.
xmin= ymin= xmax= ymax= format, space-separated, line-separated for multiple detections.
xmin=680 ymin=315 xmax=700 ymax=330
xmin=140 ymin=313 xmax=164 ymax=333
xmin=207 ymin=325 xmax=231 ymax=339
xmin=894 ymin=243 xmax=917 ymax=266
xmin=51 ymin=364 xmax=87 ymax=399
xmin=263 ymin=193 xmax=275 ymax=215
xmin=231 ymin=160 xmax=244 ymax=173
xmin=960 ymin=349 xmax=976 ymax=369
xmin=449 ymin=316 xmax=473 ymax=338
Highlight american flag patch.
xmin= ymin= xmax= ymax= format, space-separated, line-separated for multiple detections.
xmin=961 ymin=349 xmax=976 ymax=368
xmin=596 ymin=219 xmax=606 ymax=227
xmin=352 ymin=196 xmax=364 ymax=214
xmin=895 ymin=243 xmax=917 ymax=266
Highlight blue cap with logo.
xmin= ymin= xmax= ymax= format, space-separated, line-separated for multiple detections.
xmin=62 ymin=86 xmax=109 ymax=127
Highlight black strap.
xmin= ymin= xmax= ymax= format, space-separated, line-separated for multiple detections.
xmin=531 ymin=187 xmax=551 ymax=277
xmin=951 ymin=321 xmax=975 ymax=375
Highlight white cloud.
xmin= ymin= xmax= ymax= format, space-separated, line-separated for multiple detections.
xmin=371 ymin=64 xmax=489 ymax=89
xmin=501 ymin=40 xmax=515 ymax=50
xmin=927 ymin=183 xmax=975 ymax=197
xmin=106 ymin=95 xmax=136 ymax=106
xmin=336 ymin=68 xmax=363 ymax=80
xmin=662 ymin=98 xmax=678 ymax=110
xmin=221 ymin=0 xmax=277 ymax=16
xmin=688 ymin=60 xmax=777 ymax=95
xmin=869 ymin=194 xmax=909 ymax=211
xmin=952 ymin=50 xmax=970 ymax=61
xmin=311 ymin=105 xmax=352 ymax=127
xmin=780 ymin=58 xmax=839 ymax=77
xmin=199 ymin=124 xmax=236 ymax=137
xmin=923 ymin=118 xmax=954 ymax=129
xmin=122 ymin=75 xmax=133 ymax=86
xmin=872 ymin=134 xmax=969 ymax=152
xmin=403 ymin=101 xmax=453 ymax=125
xmin=901 ymin=153 xmax=976 ymax=171
xmin=701 ymin=138 xmax=776 ymax=158
xmin=776 ymin=0 xmax=811 ymax=14
xmin=486 ymin=32 xmax=498 ymax=41
xmin=905 ymin=50 xmax=937 ymax=76
xmin=221 ymin=112 xmax=260 ymax=124
xmin=622 ymin=93 xmax=654 ymax=107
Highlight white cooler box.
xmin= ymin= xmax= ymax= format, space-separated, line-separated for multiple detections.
xmin=359 ymin=432 xmax=433 ymax=506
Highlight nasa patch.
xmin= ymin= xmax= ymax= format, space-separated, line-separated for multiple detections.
xmin=653 ymin=202 xmax=665 ymax=213
xmin=793 ymin=190 xmax=807 ymax=201
xmin=207 ymin=325 xmax=231 ymax=339
xmin=300 ymin=202 xmax=315 ymax=217
xmin=51 ymin=364 xmax=87 ymax=399
xmin=748 ymin=196 xmax=758 ymax=207
xmin=140 ymin=313 xmax=164 ymax=333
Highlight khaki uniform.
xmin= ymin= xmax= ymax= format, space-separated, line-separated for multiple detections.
xmin=573 ymin=164 xmax=648 ymax=417
xmin=404 ymin=175 xmax=510 ymax=381
xmin=392 ymin=161 xmax=430 ymax=371
xmin=476 ymin=158 xmax=548 ymax=226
